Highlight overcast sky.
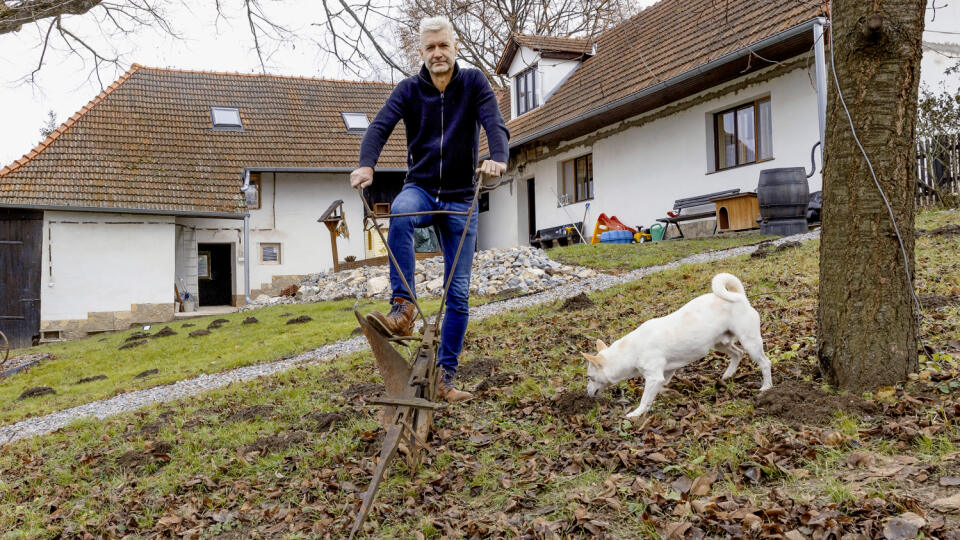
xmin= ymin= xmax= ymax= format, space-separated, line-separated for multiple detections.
xmin=0 ymin=1 xmax=955 ymax=168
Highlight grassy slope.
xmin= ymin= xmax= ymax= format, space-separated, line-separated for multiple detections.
xmin=0 ymin=298 xmax=435 ymax=425
xmin=0 ymin=211 xmax=957 ymax=538
xmin=548 ymin=234 xmax=774 ymax=272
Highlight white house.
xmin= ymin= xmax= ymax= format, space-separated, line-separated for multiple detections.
xmin=477 ymin=0 xmax=832 ymax=248
xmin=0 ymin=65 xmax=408 ymax=346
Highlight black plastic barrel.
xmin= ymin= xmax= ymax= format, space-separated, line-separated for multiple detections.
xmin=757 ymin=167 xmax=810 ymax=219
xmin=757 ymin=167 xmax=810 ymax=236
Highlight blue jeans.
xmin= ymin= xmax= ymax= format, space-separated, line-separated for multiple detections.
xmin=387 ymin=184 xmax=478 ymax=376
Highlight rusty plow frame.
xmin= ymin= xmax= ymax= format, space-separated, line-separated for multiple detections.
xmin=348 ymin=173 xmax=506 ymax=538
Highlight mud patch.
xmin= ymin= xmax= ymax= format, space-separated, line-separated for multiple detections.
xmin=17 ymin=386 xmax=56 ymax=400
xmin=286 ymin=315 xmax=313 ymax=325
xmin=134 ymin=368 xmax=159 ymax=379
xmin=207 ymin=318 xmax=229 ymax=330
xmin=241 ymin=430 xmax=308 ymax=455
xmin=920 ymin=294 xmax=959 ymax=310
xmin=228 ymin=404 xmax=275 ymax=422
xmin=776 ymin=240 xmax=802 ymax=251
xmin=119 ymin=339 xmax=148 ymax=350
xmin=342 ymin=382 xmax=384 ymax=400
xmin=116 ymin=441 xmax=172 ymax=470
xmin=242 ymin=317 xmax=259 ymax=325
xmin=124 ymin=331 xmax=151 ymax=342
xmin=750 ymin=242 xmax=775 ymax=259
xmin=305 ymin=410 xmax=352 ymax=431
xmin=138 ymin=412 xmax=174 ymax=436
xmin=74 ymin=374 xmax=107 ymax=385
xmin=475 ymin=373 xmax=516 ymax=393
xmin=754 ymin=380 xmax=879 ymax=427
xmin=458 ymin=357 xmax=501 ymax=380
xmin=561 ymin=293 xmax=595 ymax=311
xmin=551 ymin=390 xmax=610 ymax=417
xmin=151 ymin=326 xmax=177 ymax=338
xmin=189 ymin=329 xmax=211 ymax=338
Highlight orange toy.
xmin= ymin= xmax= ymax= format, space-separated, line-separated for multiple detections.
xmin=590 ymin=213 xmax=637 ymax=244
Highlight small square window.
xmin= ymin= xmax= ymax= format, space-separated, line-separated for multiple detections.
xmin=260 ymin=243 xmax=281 ymax=264
xmin=342 ymin=112 xmax=370 ymax=132
xmin=211 ymin=107 xmax=242 ymax=129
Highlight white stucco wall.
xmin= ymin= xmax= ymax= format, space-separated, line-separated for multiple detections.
xmin=481 ymin=62 xmax=823 ymax=246
xmin=507 ymin=47 xmax=583 ymax=120
xmin=179 ymin=171 xmax=368 ymax=297
xmin=40 ymin=211 xmax=176 ymax=321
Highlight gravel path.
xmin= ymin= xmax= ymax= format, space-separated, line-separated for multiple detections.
xmin=0 ymin=232 xmax=818 ymax=444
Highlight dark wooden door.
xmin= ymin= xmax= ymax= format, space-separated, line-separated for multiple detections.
xmin=0 ymin=209 xmax=42 ymax=349
xmin=198 ymin=243 xmax=233 ymax=306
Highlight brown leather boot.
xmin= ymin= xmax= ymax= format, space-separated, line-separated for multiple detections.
xmin=366 ymin=297 xmax=417 ymax=337
xmin=437 ymin=372 xmax=473 ymax=403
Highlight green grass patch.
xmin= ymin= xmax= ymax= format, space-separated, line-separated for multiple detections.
xmin=546 ymin=234 xmax=774 ymax=272
xmin=0 ymin=298 xmax=437 ymax=425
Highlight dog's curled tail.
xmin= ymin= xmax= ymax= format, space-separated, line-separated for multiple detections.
xmin=711 ymin=273 xmax=748 ymax=303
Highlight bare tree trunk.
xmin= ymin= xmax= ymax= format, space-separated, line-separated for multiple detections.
xmin=818 ymin=1 xmax=926 ymax=391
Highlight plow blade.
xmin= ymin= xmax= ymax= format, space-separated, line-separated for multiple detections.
xmin=354 ymin=310 xmax=412 ymax=427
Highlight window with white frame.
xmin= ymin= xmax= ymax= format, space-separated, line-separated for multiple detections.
xmin=515 ymin=65 xmax=538 ymax=115
xmin=260 ymin=243 xmax=281 ymax=264
xmin=559 ymin=154 xmax=593 ymax=205
xmin=714 ymin=97 xmax=773 ymax=170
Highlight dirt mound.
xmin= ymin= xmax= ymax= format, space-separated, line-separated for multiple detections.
xmin=475 ymin=373 xmax=516 ymax=393
xmin=138 ymin=413 xmax=173 ymax=436
xmin=241 ymin=430 xmax=307 ymax=455
xmin=228 ymin=404 xmax=275 ymax=422
xmin=920 ymin=294 xmax=959 ymax=310
xmin=929 ymin=224 xmax=960 ymax=236
xmin=306 ymin=411 xmax=351 ymax=431
xmin=116 ymin=442 xmax=172 ymax=470
xmin=181 ymin=323 xmax=195 ymax=328
xmin=551 ymin=390 xmax=610 ymax=417
xmin=561 ymin=293 xmax=596 ymax=310
xmin=753 ymin=380 xmax=879 ymax=427
xmin=188 ymin=329 xmax=210 ymax=338
xmin=776 ymin=240 xmax=802 ymax=251
xmin=458 ymin=357 xmax=501 ymax=380
xmin=342 ymin=383 xmax=384 ymax=400
xmin=207 ymin=319 xmax=229 ymax=330
xmin=17 ymin=386 xmax=55 ymax=400
xmin=124 ymin=331 xmax=151 ymax=342
xmin=134 ymin=369 xmax=159 ymax=379
xmin=151 ymin=326 xmax=177 ymax=338
xmin=119 ymin=340 xmax=148 ymax=350
xmin=74 ymin=374 xmax=107 ymax=385
xmin=242 ymin=317 xmax=259 ymax=325
xmin=286 ymin=315 xmax=313 ymax=324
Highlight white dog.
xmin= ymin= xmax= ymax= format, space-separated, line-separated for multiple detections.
xmin=582 ymin=273 xmax=772 ymax=418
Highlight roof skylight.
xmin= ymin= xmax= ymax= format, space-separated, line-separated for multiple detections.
xmin=341 ymin=112 xmax=370 ymax=132
xmin=211 ymin=107 xmax=242 ymax=129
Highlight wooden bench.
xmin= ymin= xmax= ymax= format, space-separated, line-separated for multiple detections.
xmin=656 ymin=189 xmax=740 ymax=239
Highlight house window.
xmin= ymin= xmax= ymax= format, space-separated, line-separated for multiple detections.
xmin=260 ymin=243 xmax=281 ymax=264
xmin=560 ymin=154 xmax=593 ymax=204
xmin=341 ymin=112 xmax=370 ymax=132
xmin=245 ymin=172 xmax=262 ymax=210
xmin=515 ymin=65 xmax=538 ymax=115
xmin=714 ymin=98 xmax=772 ymax=170
xmin=211 ymin=107 xmax=242 ymax=129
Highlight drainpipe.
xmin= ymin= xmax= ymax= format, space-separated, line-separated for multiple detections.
xmin=813 ymin=18 xmax=828 ymax=165
xmin=241 ymin=169 xmax=252 ymax=304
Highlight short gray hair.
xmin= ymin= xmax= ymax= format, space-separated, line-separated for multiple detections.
xmin=419 ymin=16 xmax=455 ymax=42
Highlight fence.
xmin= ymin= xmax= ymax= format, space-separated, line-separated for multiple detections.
xmin=916 ymin=134 xmax=959 ymax=206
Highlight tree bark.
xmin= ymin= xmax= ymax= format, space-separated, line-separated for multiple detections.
xmin=818 ymin=1 xmax=926 ymax=391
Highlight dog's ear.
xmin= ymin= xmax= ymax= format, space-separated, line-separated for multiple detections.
xmin=581 ymin=352 xmax=604 ymax=368
xmin=596 ymin=339 xmax=608 ymax=352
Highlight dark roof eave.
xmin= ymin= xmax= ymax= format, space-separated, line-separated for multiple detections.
xmin=0 ymin=202 xmax=246 ymax=219
xmin=497 ymin=17 xmax=826 ymax=156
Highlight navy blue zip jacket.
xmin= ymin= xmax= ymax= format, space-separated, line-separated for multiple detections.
xmin=359 ymin=63 xmax=510 ymax=202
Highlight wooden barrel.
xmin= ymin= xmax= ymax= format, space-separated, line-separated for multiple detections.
xmin=757 ymin=167 xmax=809 ymax=220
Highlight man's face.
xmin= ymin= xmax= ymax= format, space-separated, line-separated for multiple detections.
xmin=420 ymin=29 xmax=457 ymax=76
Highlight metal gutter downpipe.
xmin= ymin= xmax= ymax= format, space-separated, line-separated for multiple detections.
xmin=813 ymin=17 xmax=828 ymax=165
xmin=241 ymin=169 xmax=252 ymax=304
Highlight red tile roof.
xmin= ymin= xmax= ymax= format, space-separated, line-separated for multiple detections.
xmin=485 ymin=0 xmax=826 ymax=155
xmin=0 ymin=65 xmax=406 ymax=216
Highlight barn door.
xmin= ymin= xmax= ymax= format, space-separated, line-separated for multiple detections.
xmin=0 ymin=209 xmax=42 ymax=349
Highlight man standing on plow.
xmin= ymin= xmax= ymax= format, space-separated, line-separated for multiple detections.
xmin=350 ymin=16 xmax=510 ymax=403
